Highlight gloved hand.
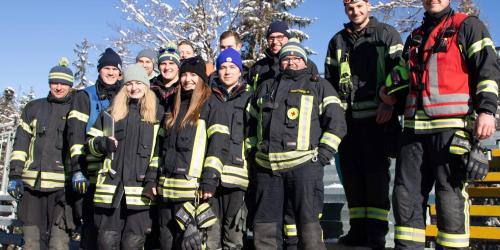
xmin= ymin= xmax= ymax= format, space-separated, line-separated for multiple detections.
xmin=142 ymin=182 xmax=157 ymax=200
xmin=339 ymin=74 xmax=353 ymax=97
xmin=181 ymin=223 xmax=202 ymax=250
xmin=7 ymin=179 xmax=23 ymax=200
xmin=233 ymin=203 xmax=248 ymax=232
xmin=317 ymin=148 xmax=331 ymax=167
xmin=72 ymin=171 xmax=89 ymax=194
xmin=463 ymin=143 xmax=489 ymax=181
xmin=93 ymin=136 xmax=117 ymax=155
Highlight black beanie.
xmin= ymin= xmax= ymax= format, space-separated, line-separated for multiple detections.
xmin=97 ymin=48 xmax=122 ymax=72
xmin=266 ymin=21 xmax=291 ymax=38
xmin=180 ymin=56 xmax=208 ymax=84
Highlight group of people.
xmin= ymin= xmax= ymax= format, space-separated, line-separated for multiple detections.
xmin=7 ymin=0 xmax=499 ymax=249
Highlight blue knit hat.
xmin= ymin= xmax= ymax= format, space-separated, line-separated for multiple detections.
xmin=48 ymin=57 xmax=74 ymax=86
xmin=279 ymin=38 xmax=307 ymax=63
xmin=97 ymin=48 xmax=122 ymax=72
xmin=216 ymin=48 xmax=243 ymax=73
xmin=266 ymin=21 xmax=291 ymax=38
xmin=158 ymin=42 xmax=181 ymax=67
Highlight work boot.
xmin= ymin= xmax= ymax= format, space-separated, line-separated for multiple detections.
xmin=337 ymin=220 xmax=367 ymax=247
xmin=298 ymin=222 xmax=326 ymax=250
xmin=97 ymin=230 xmax=120 ymax=250
xmin=253 ymin=222 xmax=280 ymax=250
xmin=48 ymin=225 xmax=70 ymax=250
xmin=23 ymin=225 xmax=41 ymax=250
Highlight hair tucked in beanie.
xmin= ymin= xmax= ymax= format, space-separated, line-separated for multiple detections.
xmin=180 ymin=56 xmax=208 ymax=83
xmin=279 ymin=38 xmax=308 ymax=63
xmin=49 ymin=57 xmax=74 ymax=86
xmin=97 ymin=48 xmax=122 ymax=72
xmin=216 ymin=48 xmax=243 ymax=73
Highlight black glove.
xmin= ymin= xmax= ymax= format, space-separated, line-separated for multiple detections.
xmin=463 ymin=143 xmax=489 ymax=181
xmin=142 ymin=182 xmax=156 ymax=200
xmin=317 ymin=148 xmax=332 ymax=167
xmin=181 ymin=223 xmax=202 ymax=250
xmin=94 ymin=136 xmax=117 ymax=155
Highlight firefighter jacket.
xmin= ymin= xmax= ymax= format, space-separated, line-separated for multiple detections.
xmin=150 ymin=76 xmax=178 ymax=111
xmin=200 ymin=80 xmax=253 ymax=193
xmin=325 ymin=17 xmax=403 ymax=121
xmin=145 ymin=91 xmax=230 ymax=203
xmin=247 ymin=68 xmax=347 ymax=172
xmin=401 ymin=8 xmax=499 ymax=133
xmin=87 ymin=100 xmax=163 ymax=210
xmin=9 ymin=91 xmax=75 ymax=192
xmin=67 ymin=78 xmax=122 ymax=176
xmin=248 ymin=48 xmax=319 ymax=90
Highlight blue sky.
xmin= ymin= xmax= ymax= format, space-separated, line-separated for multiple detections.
xmin=1 ymin=0 xmax=499 ymax=98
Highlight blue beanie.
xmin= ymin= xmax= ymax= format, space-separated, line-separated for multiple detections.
xmin=97 ymin=48 xmax=122 ymax=72
xmin=49 ymin=57 xmax=74 ymax=86
xmin=279 ymin=38 xmax=307 ymax=63
xmin=266 ymin=21 xmax=291 ymax=38
xmin=158 ymin=43 xmax=181 ymax=67
xmin=216 ymin=48 xmax=243 ymax=73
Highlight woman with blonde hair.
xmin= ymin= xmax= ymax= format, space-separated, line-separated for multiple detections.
xmin=143 ymin=56 xmax=229 ymax=250
xmin=86 ymin=63 xmax=163 ymax=249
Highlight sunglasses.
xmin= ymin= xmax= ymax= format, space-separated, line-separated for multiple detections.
xmin=159 ymin=47 xmax=178 ymax=55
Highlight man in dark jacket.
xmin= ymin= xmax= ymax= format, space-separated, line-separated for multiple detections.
xmin=67 ymin=48 xmax=122 ymax=249
xmin=8 ymin=58 xmax=76 ymax=250
xmin=324 ymin=1 xmax=403 ymax=248
xmin=150 ymin=44 xmax=181 ymax=110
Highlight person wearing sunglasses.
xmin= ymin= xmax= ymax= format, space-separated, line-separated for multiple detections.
xmin=387 ymin=0 xmax=499 ymax=249
xmin=247 ymin=39 xmax=346 ymax=250
xmin=150 ymin=43 xmax=181 ymax=111
xmin=248 ymin=21 xmax=319 ymax=90
xmin=324 ymin=1 xmax=403 ymax=248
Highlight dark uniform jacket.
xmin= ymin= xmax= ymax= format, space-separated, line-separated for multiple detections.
xmin=249 ymin=48 xmax=319 ymax=89
xmin=201 ymin=80 xmax=253 ymax=193
xmin=325 ymin=17 xmax=403 ymax=121
xmin=247 ymin=68 xmax=347 ymax=172
xmin=145 ymin=91 xmax=229 ymax=203
xmin=10 ymin=91 xmax=75 ymax=192
xmin=150 ymin=75 xmax=178 ymax=111
xmin=88 ymin=100 xmax=163 ymax=210
xmin=67 ymin=78 xmax=122 ymax=175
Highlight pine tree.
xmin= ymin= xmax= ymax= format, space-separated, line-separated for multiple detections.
xmin=73 ymin=39 xmax=95 ymax=89
xmin=0 ymin=87 xmax=19 ymax=125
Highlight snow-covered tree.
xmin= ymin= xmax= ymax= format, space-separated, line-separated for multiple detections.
xmin=73 ymin=39 xmax=95 ymax=90
xmin=458 ymin=0 xmax=479 ymax=16
xmin=17 ymin=87 xmax=36 ymax=111
xmin=0 ymin=87 xmax=18 ymax=125
xmin=113 ymin=0 xmax=313 ymax=64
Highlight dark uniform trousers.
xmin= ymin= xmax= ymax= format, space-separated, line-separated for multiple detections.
xmin=253 ymin=161 xmax=325 ymax=250
xmin=79 ymin=183 xmax=97 ymax=250
xmin=94 ymin=201 xmax=152 ymax=250
xmin=338 ymin=121 xmax=391 ymax=247
xmin=18 ymin=189 xmax=71 ymax=250
xmin=393 ymin=129 xmax=468 ymax=250
xmin=205 ymin=188 xmax=246 ymax=250
xmin=158 ymin=202 xmax=188 ymax=250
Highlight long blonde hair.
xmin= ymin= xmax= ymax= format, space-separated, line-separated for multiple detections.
xmin=165 ymin=78 xmax=211 ymax=129
xmin=110 ymin=86 xmax=158 ymax=123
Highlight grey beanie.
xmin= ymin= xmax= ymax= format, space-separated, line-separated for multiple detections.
xmin=123 ymin=63 xmax=150 ymax=86
xmin=136 ymin=49 xmax=158 ymax=65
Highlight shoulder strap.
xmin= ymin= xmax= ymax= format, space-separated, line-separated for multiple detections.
xmin=84 ymin=85 xmax=110 ymax=132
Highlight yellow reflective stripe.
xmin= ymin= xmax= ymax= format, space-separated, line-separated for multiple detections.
xmin=436 ymin=231 xmax=469 ymax=248
xmin=297 ymin=95 xmax=313 ymax=150
xmin=49 ymin=72 xmax=74 ymax=82
xmin=150 ymin=124 xmax=160 ymax=162
xmin=87 ymin=127 xmax=103 ymax=137
xmin=284 ymin=224 xmax=298 ymax=236
xmin=188 ymin=119 xmax=207 ymax=177
xmin=476 ymin=79 xmax=498 ymax=96
xmin=24 ymin=120 xmax=37 ymax=172
xmin=96 ymin=183 xmax=117 ymax=194
xmin=220 ymin=174 xmax=249 ymax=188
xmin=20 ymin=120 xmax=33 ymax=135
xmin=159 ymin=177 xmax=199 ymax=188
xmin=256 ymin=152 xmax=314 ymax=171
xmin=404 ymin=118 xmax=466 ymax=130
xmin=351 ymin=100 xmax=378 ymax=119
xmin=204 ymin=156 xmax=223 ymax=174
xmin=11 ymin=150 xmax=27 ymax=162
xmin=207 ymin=124 xmax=230 ymax=138
xmin=265 ymin=149 xmax=316 ymax=162
xmin=22 ymin=170 xmax=38 ymax=178
xmin=320 ymin=96 xmax=342 ymax=115
xmin=387 ymin=85 xmax=409 ymax=95
xmin=349 ymin=207 xmax=366 ymax=219
xmin=40 ymin=172 xmax=65 ymax=182
xmin=320 ymin=132 xmax=341 ymax=152
xmin=325 ymin=56 xmax=335 ymax=66
xmin=467 ymin=38 xmax=495 ymax=58
xmin=126 ymin=196 xmax=152 ymax=206
xmin=149 ymin=156 xmax=159 ymax=168
xmin=389 ymin=44 xmax=404 ymax=55
xmin=246 ymin=103 xmax=258 ymax=119
xmin=124 ymin=186 xmax=144 ymax=195
xmin=366 ymin=207 xmax=389 ymax=221
xmin=40 ymin=180 xmax=65 ymax=189
xmin=88 ymin=138 xmax=104 ymax=157
xmin=70 ymin=144 xmax=84 ymax=158
xmin=450 ymin=146 xmax=468 ymax=155
xmin=395 ymin=226 xmax=426 ymax=243
xmin=94 ymin=194 xmax=113 ymax=204
xmin=68 ymin=110 xmax=89 ymax=123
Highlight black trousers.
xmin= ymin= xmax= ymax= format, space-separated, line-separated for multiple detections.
xmin=158 ymin=202 xmax=189 ymax=250
xmin=252 ymin=162 xmax=325 ymax=249
xmin=393 ymin=129 xmax=469 ymax=250
xmin=338 ymin=122 xmax=391 ymax=248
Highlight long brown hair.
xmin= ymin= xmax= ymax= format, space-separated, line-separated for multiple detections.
xmin=110 ymin=85 xmax=158 ymax=123
xmin=165 ymin=78 xmax=211 ymax=129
